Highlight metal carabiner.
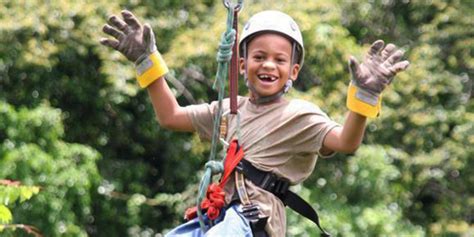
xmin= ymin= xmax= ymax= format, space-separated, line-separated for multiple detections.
xmin=219 ymin=109 xmax=242 ymax=148
xmin=223 ymin=0 xmax=243 ymax=11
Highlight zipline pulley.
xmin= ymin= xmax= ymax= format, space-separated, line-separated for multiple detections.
xmin=223 ymin=0 xmax=243 ymax=11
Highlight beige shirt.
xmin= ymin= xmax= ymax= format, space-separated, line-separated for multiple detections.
xmin=185 ymin=96 xmax=340 ymax=237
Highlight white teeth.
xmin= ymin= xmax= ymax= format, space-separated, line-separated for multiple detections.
xmin=258 ymin=75 xmax=277 ymax=81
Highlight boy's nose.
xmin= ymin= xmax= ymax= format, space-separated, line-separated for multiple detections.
xmin=262 ymin=60 xmax=277 ymax=70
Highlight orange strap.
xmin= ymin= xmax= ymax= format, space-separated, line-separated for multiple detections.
xmin=219 ymin=139 xmax=244 ymax=186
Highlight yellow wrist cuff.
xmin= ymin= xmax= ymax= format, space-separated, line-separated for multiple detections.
xmin=346 ymin=83 xmax=382 ymax=118
xmin=136 ymin=51 xmax=169 ymax=88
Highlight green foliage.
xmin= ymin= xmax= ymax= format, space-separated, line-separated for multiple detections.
xmin=0 ymin=0 xmax=472 ymax=236
xmin=0 ymin=101 xmax=101 ymax=236
xmin=0 ymin=205 xmax=12 ymax=224
xmin=0 ymin=182 xmax=40 ymax=236
xmin=289 ymin=0 xmax=473 ymax=236
xmin=292 ymin=146 xmax=426 ymax=236
xmin=0 ymin=185 xmax=40 ymax=207
xmin=364 ymin=3 xmax=473 ymax=234
xmin=0 ymin=178 xmax=40 ymax=235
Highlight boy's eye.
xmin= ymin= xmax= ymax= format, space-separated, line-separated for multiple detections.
xmin=253 ymin=55 xmax=264 ymax=61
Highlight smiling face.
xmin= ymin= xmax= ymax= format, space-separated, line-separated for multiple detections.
xmin=240 ymin=33 xmax=300 ymax=98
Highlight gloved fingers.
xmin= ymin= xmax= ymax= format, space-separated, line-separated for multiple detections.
xmin=381 ymin=43 xmax=396 ymax=61
xmin=389 ymin=60 xmax=410 ymax=73
xmin=379 ymin=65 xmax=396 ymax=78
xmin=102 ymin=24 xmax=124 ymax=40
xmin=381 ymin=60 xmax=409 ymax=85
xmin=361 ymin=78 xmax=388 ymax=94
xmin=143 ymin=24 xmax=152 ymax=45
xmin=121 ymin=10 xmax=141 ymax=30
xmin=384 ymin=50 xmax=404 ymax=66
xmin=379 ymin=76 xmax=391 ymax=86
xmin=377 ymin=81 xmax=389 ymax=90
xmin=348 ymin=56 xmax=360 ymax=76
xmin=99 ymin=38 xmax=120 ymax=50
xmin=368 ymin=40 xmax=385 ymax=57
xmin=108 ymin=15 xmax=130 ymax=34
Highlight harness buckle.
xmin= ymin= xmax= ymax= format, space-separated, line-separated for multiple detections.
xmin=240 ymin=203 xmax=261 ymax=221
xmin=260 ymin=173 xmax=276 ymax=191
xmin=237 ymin=160 xmax=290 ymax=196
xmin=274 ymin=179 xmax=290 ymax=195
xmin=261 ymin=174 xmax=290 ymax=197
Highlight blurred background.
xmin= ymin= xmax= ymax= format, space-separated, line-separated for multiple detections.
xmin=0 ymin=0 xmax=472 ymax=236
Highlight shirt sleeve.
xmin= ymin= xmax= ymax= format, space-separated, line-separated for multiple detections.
xmin=184 ymin=101 xmax=218 ymax=141
xmin=291 ymin=100 xmax=341 ymax=155
xmin=307 ymin=114 xmax=340 ymax=154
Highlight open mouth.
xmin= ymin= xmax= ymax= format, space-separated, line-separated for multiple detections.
xmin=258 ymin=74 xmax=278 ymax=82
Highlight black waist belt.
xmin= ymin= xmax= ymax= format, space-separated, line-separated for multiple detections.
xmin=236 ymin=159 xmax=331 ymax=237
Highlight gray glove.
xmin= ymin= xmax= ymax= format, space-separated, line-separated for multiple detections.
xmin=100 ymin=10 xmax=157 ymax=64
xmin=349 ymin=40 xmax=410 ymax=103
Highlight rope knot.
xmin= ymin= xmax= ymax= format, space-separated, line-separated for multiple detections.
xmin=216 ymin=29 xmax=236 ymax=63
xmin=204 ymin=160 xmax=224 ymax=175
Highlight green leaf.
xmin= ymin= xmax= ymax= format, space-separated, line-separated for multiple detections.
xmin=0 ymin=186 xmax=20 ymax=205
xmin=19 ymin=186 xmax=40 ymax=203
xmin=7 ymin=187 xmax=20 ymax=205
xmin=0 ymin=187 xmax=6 ymax=205
xmin=0 ymin=205 xmax=12 ymax=224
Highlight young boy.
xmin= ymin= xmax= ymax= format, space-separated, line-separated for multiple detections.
xmin=101 ymin=9 xmax=409 ymax=237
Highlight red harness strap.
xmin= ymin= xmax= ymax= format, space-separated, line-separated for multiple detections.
xmin=219 ymin=140 xmax=244 ymax=186
xmin=184 ymin=140 xmax=244 ymax=220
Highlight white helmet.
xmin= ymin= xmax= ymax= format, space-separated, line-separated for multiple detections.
xmin=239 ymin=10 xmax=304 ymax=67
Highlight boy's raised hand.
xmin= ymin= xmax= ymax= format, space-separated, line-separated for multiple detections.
xmin=346 ymin=40 xmax=409 ymax=118
xmin=100 ymin=10 xmax=168 ymax=88
xmin=349 ymin=40 xmax=409 ymax=94
xmin=100 ymin=10 xmax=157 ymax=64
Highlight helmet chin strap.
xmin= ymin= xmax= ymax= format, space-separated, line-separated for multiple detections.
xmin=244 ymin=42 xmax=297 ymax=104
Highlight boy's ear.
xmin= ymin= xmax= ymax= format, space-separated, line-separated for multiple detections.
xmin=291 ymin=64 xmax=301 ymax=81
xmin=239 ymin=58 xmax=245 ymax=75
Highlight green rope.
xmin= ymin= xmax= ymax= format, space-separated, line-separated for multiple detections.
xmin=210 ymin=15 xmax=236 ymax=163
xmin=196 ymin=3 xmax=237 ymax=232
